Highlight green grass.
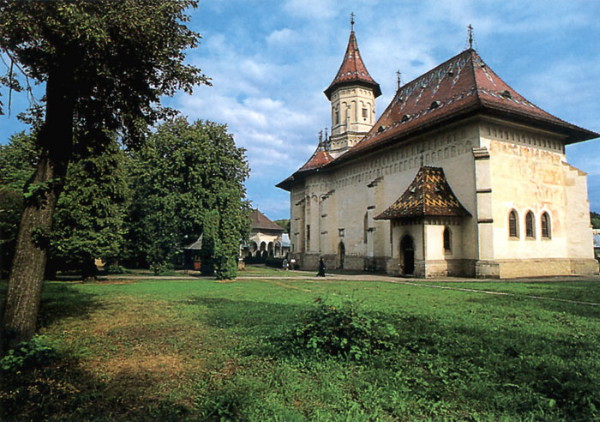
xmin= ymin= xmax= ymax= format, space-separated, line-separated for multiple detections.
xmin=1 ymin=276 xmax=600 ymax=421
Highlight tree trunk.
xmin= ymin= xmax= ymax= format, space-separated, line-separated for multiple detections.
xmin=0 ymin=61 xmax=74 ymax=352
xmin=1 ymin=156 xmax=61 ymax=349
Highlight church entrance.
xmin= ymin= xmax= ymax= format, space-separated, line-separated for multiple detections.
xmin=400 ymin=235 xmax=415 ymax=275
xmin=338 ymin=242 xmax=345 ymax=269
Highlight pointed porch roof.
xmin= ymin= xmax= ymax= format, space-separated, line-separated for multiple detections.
xmin=375 ymin=167 xmax=470 ymax=220
xmin=324 ymin=30 xmax=381 ymax=99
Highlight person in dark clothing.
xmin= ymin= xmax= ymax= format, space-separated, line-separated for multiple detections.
xmin=317 ymin=258 xmax=326 ymax=277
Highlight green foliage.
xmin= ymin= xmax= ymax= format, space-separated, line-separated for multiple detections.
xmin=273 ymin=218 xmax=290 ymax=232
xmin=0 ymin=335 xmax=57 ymax=373
xmin=50 ymin=137 xmax=129 ymax=276
xmin=591 ymin=211 xmax=600 ymax=229
xmin=0 ymin=132 xmax=130 ymax=277
xmin=2 ymin=278 xmax=599 ymax=420
xmin=284 ymin=297 xmax=400 ymax=361
xmin=0 ymin=0 xmax=208 ymax=145
xmin=0 ymin=133 xmax=38 ymax=277
xmin=125 ymin=118 xmax=250 ymax=278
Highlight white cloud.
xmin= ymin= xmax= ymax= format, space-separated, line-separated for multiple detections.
xmin=267 ymin=28 xmax=298 ymax=46
xmin=283 ymin=0 xmax=338 ymax=20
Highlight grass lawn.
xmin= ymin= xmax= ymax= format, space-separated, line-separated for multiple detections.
xmin=1 ymin=276 xmax=599 ymax=421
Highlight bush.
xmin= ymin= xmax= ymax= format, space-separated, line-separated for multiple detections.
xmin=283 ymin=298 xmax=399 ymax=361
xmin=0 ymin=335 xmax=58 ymax=373
xmin=105 ymin=264 xmax=126 ymax=274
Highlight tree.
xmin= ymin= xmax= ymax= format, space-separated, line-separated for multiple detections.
xmin=0 ymin=0 xmax=207 ymax=349
xmin=274 ymin=219 xmax=291 ymax=233
xmin=49 ymin=136 xmax=129 ymax=280
xmin=0 ymin=133 xmax=39 ymax=279
xmin=0 ymin=132 xmax=129 ymax=280
xmin=125 ymin=118 xmax=250 ymax=279
xmin=591 ymin=211 xmax=600 ymax=230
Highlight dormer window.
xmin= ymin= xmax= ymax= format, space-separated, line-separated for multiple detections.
xmin=430 ymin=101 xmax=441 ymax=110
xmin=500 ymin=90 xmax=512 ymax=99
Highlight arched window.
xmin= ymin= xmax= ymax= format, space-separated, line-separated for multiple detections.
xmin=509 ymin=210 xmax=519 ymax=238
xmin=541 ymin=212 xmax=551 ymax=238
xmin=525 ymin=211 xmax=535 ymax=238
xmin=443 ymin=227 xmax=451 ymax=252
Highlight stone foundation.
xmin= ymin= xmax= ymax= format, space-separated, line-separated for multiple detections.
xmin=496 ymin=258 xmax=598 ymax=279
xmin=295 ymin=254 xmax=597 ymax=279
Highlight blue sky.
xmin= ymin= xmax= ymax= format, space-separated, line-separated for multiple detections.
xmin=1 ymin=0 xmax=599 ymax=221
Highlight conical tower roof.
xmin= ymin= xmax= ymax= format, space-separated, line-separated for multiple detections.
xmin=324 ymin=30 xmax=381 ymax=100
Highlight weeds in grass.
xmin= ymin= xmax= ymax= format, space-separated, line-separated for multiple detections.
xmin=1 ymin=278 xmax=599 ymax=421
xmin=279 ymin=297 xmax=399 ymax=361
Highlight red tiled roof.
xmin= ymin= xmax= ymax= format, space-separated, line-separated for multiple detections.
xmin=298 ymin=143 xmax=333 ymax=172
xmin=340 ymin=49 xmax=598 ymax=163
xmin=276 ymin=141 xmax=334 ymax=190
xmin=250 ymin=209 xmax=284 ymax=232
xmin=277 ymin=48 xmax=599 ymax=192
xmin=324 ymin=31 xmax=381 ymax=99
xmin=375 ymin=166 xmax=470 ymax=220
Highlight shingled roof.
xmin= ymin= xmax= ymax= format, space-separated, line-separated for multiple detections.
xmin=277 ymin=48 xmax=599 ymax=192
xmin=340 ymin=49 xmax=598 ymax=163
xmin=375 ymin=167 xmax=470 ymax=220
xmin=276 ymin=141 xmax=333 ymax=190
xmin=324 ymin=30 xmax=381 ymax=100
xmin=250 ymin=209 xmax=284 ymax=232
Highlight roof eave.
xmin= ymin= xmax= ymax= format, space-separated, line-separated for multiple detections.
xmin=479 ymin=104 xmax=600 ymax=144
xmin=324 ymin=79 xmax=382 ymax=100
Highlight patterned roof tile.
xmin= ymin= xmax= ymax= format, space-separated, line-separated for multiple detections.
xmin=324 ymin=31 xmax=381 ymax=99
xmin=375 ymin=166 xmax=470 ymax=220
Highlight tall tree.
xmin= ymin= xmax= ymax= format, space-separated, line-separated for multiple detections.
xmin=49 ymin=136 xmax=129 ymax=280
xmin=126 ymin=118 xmax=250 ymax=279
xmin=0 ymin=132 xmax=129 ymax=280
xmin=0 ymin=133 xmax=39 ymax=279
xmin=0 ymin=0 xmax=207 ymax=349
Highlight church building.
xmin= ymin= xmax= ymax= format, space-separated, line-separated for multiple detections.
xmin=277 ymin=24 xmax=598 ymax=278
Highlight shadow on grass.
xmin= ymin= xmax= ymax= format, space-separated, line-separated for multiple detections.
xmin=0 ymin=281 xmax=103 ymax=331
xmin=37 ymin=282 xmax=105 ymax=329
xmin=184 ymin=296 xmax=309 ymax=334
xmin=1 ymin=357 xmax=194 ymax=422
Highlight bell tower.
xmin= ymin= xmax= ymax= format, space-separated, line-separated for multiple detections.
xmin=324 ymin=14 xmax=381 ymax=156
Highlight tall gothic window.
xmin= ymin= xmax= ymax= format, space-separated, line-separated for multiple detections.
xmin=443 ymin=227 xmax=452 ymax=252
xmin=363 ymin=212 xmax=368 ymax=244
xmin=306 ymin=224 xmax=311 ymax=251
xmin=509 ymin=210 xmax=519 ymax=238
xmin=541 ymin=212 xmax=551 ymax=239
xmin=525 ymin=211 xmax=535 ymax=238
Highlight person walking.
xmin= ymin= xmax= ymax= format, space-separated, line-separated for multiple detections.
xmin=317 ymin=257 xmax=326 ymax=277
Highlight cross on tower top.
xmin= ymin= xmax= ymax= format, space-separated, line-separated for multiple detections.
xmin=350 ymin=12 xmax=355 ymax=31
xmin=468 ymin=24 xmax=474 ymax=49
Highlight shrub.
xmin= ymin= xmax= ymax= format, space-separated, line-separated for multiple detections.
xmin=105 ymin=264 xmax=126 ymax=274
xmin=284 ymin=297 xmax=399 ymax=361
xmin=0 ymin=335 xmax=58 ymax=373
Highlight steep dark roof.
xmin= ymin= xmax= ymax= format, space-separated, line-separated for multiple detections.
xmin=341 ymin=49 xmax=598 ymax=163
xmin=324 ymin=31 xmax=381 ymax=99
xmin=251 ymin=209 xmax=284 ymax=232
xmin=277 ymin=48 xmax=599 ymax=192
xmin=276 ymin=141 xmax=333 ymax=190
xmin=375 ymin=167 xmax=470 ymax=220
